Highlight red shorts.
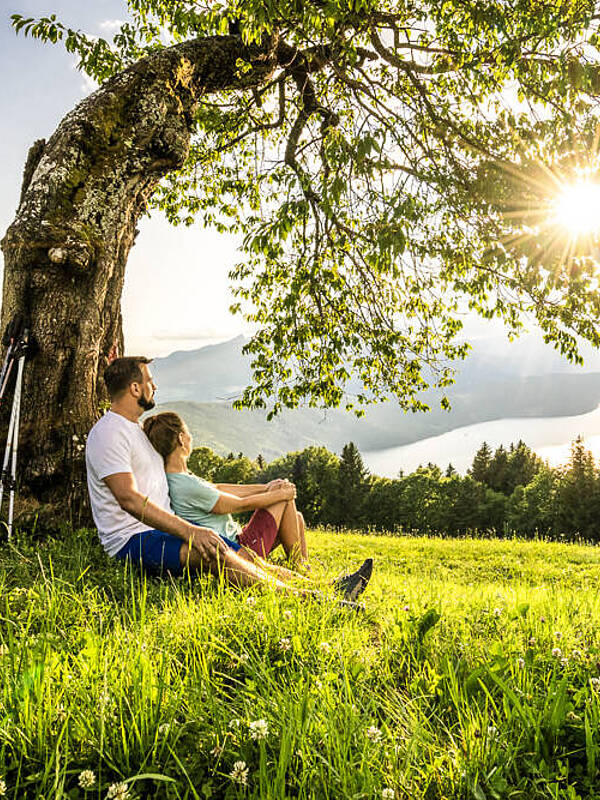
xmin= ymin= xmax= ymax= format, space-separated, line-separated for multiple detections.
xmin=238 ymin=509 xmax=278 ymax=558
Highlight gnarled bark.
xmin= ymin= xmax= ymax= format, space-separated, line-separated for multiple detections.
xmin=0 ymin=34 xmax=278 ymax=527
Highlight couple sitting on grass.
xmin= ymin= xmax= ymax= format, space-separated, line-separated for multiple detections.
xmin=85 ymin=356 xmax=373 ymax=608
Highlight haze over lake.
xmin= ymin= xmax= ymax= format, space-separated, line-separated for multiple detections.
xmin=363 ymin=406 xmax=600 ymax=477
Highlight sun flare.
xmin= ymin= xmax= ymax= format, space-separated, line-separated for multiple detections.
xmin=553 ymin=181 xmax=600 ymax=236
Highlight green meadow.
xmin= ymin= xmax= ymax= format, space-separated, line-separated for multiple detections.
xmin=2 ymin=530 xmax=600 ymax=799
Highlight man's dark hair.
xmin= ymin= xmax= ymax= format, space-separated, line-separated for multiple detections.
xmin=103 ymin=356 xmax=153 ymax=399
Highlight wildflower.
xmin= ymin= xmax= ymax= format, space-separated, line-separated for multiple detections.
xmin=238 ymin=652 xmax=249 ymax=665
xmin=228 ymin=718 xmax=241 ymax=729
xmin=572 ymin=649 xmax=582 ymax=660
xmin=0 ymin=779 xmax=6 ymax=797
xmin=516 ymin=658 xmax=525 ymax=670
xmin=210 ymin=743 xmax=225 ymax=757
xmin=382 ymin=790 xmax=395 ymax=799
xmin=366 ymin=725 xmax=383 ymax=743
xmin=282 ymin=610 xmax=292 ymax=620
xmin=566 ymin=711 xmax=580 ymax=722
xmin=493 ymin=608 xmax=501 ymax=618
xmin=319 ymin=641 xmax=331 ymax=655
xmin=560 ymin=657 xmax=569 ymax=667
xmin=487 ymin=725 xmax=499 ymax=740
xmin=278 ymin=638 xmax=291 ymax=652
xmin=256 ymin=612 xmax=265 ymax=623
xmin=314 ymin=678 xmax=323 ymax=690
xmin=158 ymin=722 xmax=171 ymax=735
xmin=591 ymin=677 xmax=600 ymax=690
xmin=245 ymin=596 xmax=257 ymax=607
xmin=229 ymin=760 xmax=249 ymax=786
xmin=403 ymin=605 xmax=410 ymax=612
xmin=554 ymin=631 xmax=562 ymax=640
xmin=552 ymin=647 xmax=562 ymax=658
xmin=540 ymin=616 xmax=546 ymax=623
xmin=528 ymin=637 xmax=536 ymax=646
xmin=106 ymin=783 xmax=130 ymax=800
xmin=249 ymin=718 xmax=269 ymax=740
xmin=78 ymin=770 xmax=96 ymax=790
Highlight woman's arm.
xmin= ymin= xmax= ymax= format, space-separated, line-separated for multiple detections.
xmin=211 ymin=483 xmax=295 ymax=515
xmin=214 ymin=479 xmax=288 ymax=497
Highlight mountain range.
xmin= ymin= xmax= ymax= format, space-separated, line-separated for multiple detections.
xmin=149 ymin=335 xmax=600 ymax=460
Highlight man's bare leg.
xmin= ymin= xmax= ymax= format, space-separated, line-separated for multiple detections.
xmin=237 ymin=546 xmax=310 ymax=582
xmin=179 ymin=541 xmax=294 ymax=592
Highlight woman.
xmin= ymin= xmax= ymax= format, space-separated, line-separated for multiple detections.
xmin=143 ymin=411 xmax=312 ymax=581
xmin=143 ymin=411 xmax=373 ymax=598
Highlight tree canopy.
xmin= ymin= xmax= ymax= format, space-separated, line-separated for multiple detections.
xmin=13 ymin=1 xmax=600 ymax=415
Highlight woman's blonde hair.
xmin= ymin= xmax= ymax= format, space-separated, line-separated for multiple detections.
xmin=143 ymin=412 xmax=185 ymax=460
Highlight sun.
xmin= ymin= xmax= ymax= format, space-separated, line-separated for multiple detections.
xmin=553 ymin=181 xmax=600 ymax=236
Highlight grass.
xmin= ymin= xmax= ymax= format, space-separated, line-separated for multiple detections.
xmin=1 ymin=529 xmax=600 ymax=799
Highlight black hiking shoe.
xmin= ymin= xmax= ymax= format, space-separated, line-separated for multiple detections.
xmin=333 ymin=558 xmax=373 ymax=602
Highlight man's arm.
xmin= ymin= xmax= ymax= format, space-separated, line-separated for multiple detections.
xmin=103 ymin=473 xmax=230 ymax=561
xmin=211 ymin=483 xmax=296 ymax=515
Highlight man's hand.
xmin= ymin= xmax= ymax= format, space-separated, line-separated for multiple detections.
xmin=187 ymin=524 xmax=230 ymax=561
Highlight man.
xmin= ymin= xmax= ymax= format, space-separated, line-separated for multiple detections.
xmin=85 ymin=356 xmax=372 ymax=600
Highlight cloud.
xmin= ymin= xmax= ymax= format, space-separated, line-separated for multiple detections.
xmin=99 ymin=19 xmax=126 ymax=32
xmin=152 ymin=329 xmax=240 ymax=341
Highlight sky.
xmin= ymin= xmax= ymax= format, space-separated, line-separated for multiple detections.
xmin=1 ymin=0 xmax=248 ymax=356
xmin=2 ymin=2 xmax=600 ymax=372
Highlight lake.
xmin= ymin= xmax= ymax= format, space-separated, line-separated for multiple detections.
xmin=363 ymin=405 xmax=600 ymax=477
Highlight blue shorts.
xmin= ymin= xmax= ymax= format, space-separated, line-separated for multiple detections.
xmin=114 ymin=529 xmax=240 ymax=576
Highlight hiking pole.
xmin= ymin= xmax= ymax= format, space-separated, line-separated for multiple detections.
xmin=0 ymin=314 xmax=24 ymax=403
xmin=0 ymin=328 xmax=29 ymax=541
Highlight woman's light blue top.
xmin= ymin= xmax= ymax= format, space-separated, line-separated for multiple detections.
xmin=166 ymin=472 xmax=241 ymax=541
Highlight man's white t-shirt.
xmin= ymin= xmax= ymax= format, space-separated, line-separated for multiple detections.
xmin=85 ymin=410 xmax=172 ymax=556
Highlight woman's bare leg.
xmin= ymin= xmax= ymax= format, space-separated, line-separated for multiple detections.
xmin=260 ymin=498 xmax=309 ymax=566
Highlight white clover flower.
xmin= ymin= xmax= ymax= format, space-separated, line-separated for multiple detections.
xmin=238 ymin=652 xmax=249 ymax=665
xmin=314 ymin=678 xmax=323 ymax=690
xmin=318 ymin=641 xmax=331 ymax=655
xmin=256 ymin=612 xmax=265 ymax=623
xmin=249 ymin=718 xmax=269 ymax=740
xmin=591 ymin=677 xmax=600 ymax=689
xmin=278 ymin=638 xmax=291 ymax=652
xmin=366 ymin=725 xmax=383 ymax=743
xmin=528 ymin=637 xmax=536 ymax=646
xmin=493 ymin=608 xmax=501 ymax=618
xmin=382 ymin=789 xmax=395 ymax=800
xmin=158 ymin=722 xmax=171 ymax=736
xmin=572 ymin=649 xmax=582 ymax=660
xmin=282 ymin=610 xmax=292 ymax=620
xmin=560 ymin=657 xmax=569 ymax=667
xmin=106 ymin=782 xmax=130 ymax=800
xmin=554 ymin=631 xmax=562 ymax=640
xmin=230 ymin=760 xmax=249 ymax=786
xmin=228 ymin=718 xmax=241 ymax=729
xmin=0 ymin=779 xmax=6 ymax=797
xmin=516 ymin=658 xmax=525 ymax=670
xmin=78 ymin=770 xmax=96 ymax=790
xmin=245 ymin=596 xmax=257 ymax=607
xmin=552 ymin=647 xmax=562 ymax=658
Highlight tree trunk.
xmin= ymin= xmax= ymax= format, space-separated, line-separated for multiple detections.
xmin=0 ymin=34 xmax=278 ymax=529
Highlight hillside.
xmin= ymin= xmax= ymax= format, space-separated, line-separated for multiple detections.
xmin=149 ymin=335 xmax=600 ymax=458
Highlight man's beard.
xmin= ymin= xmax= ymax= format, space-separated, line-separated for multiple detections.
xmin=137 ymin=395 xmax=155 ymax=411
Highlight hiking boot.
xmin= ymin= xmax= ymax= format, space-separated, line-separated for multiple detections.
xmin=333 ymin=558 xmax=373 ymax=602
